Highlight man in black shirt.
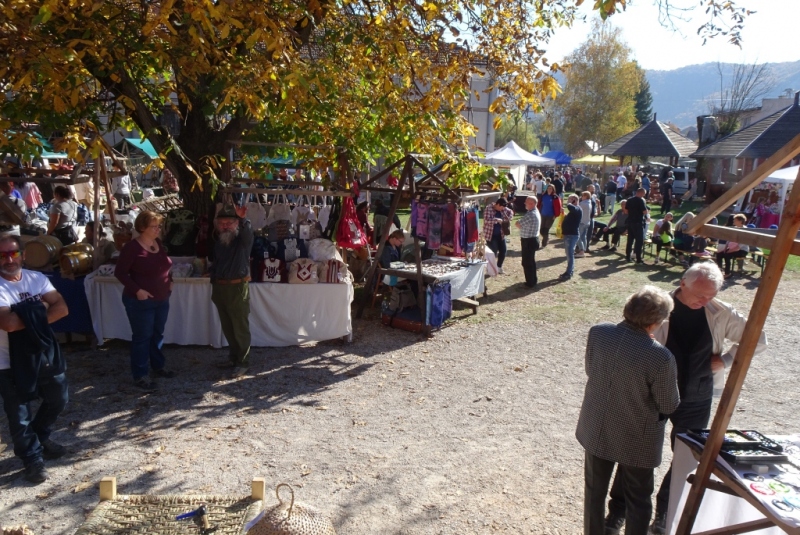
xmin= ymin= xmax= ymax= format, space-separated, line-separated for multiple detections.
xmin=624 ymin=188 xmax=648 ymax=263
xmin=605 ymin=262 xmax=768 ymax=535
xmin=660 ymin=174 xmax=674 ymax=215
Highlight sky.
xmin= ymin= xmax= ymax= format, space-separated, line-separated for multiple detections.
xmin=544 ymin=0 xmax=800 ymax=71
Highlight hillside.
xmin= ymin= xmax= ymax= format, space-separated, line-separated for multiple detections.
xmin=646 ymin=60 xmax=800 ymax=128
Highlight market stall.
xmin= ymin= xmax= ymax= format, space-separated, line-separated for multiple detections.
xmin=674 ymin=134 xmax=800 ymax=534
xmin=667 ymin=433 xmax=800 ymax=535
xmin=84 ymin=273 xmax=353 ymax=347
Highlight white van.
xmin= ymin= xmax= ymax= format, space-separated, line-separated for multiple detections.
xmin=669 ymin=167 xmax=695 ymax=197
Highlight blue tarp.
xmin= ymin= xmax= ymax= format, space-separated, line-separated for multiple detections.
xmin=542 ymin=151 xmax=572 ymax=165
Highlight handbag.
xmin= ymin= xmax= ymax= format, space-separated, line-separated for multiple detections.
xmin=335 ymin=196 xmax=367 ymax=249
xmin=317 ymin=259 xmax=349 ymax=283
xmin=501 ymin=220 xmax=511 ymax=237
xmin=287 ymin=258 xmax=319 ymax=284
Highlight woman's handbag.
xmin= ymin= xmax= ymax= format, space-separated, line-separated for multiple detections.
xmin=335 ymin=196 xmax=367 ymax=249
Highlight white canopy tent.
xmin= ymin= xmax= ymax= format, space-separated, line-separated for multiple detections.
xmin=480 ymin=141 xmax=556 ymax=187
xmin=481 ymin=141 xmax=556 ymax=166
xmin=735 ymin=165 xmax=798 ymax=228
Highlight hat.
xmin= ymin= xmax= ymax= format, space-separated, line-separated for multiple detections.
xmin=217 ymin=204 xmax=239 ymax=219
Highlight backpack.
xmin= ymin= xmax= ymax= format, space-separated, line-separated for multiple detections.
xmin=163 ymin=208 xmax=197 ymax=256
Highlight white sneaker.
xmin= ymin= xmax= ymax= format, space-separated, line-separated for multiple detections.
xmin=575 ymin=252 xmax=585 ymax=258
xmin=654 ymin=259 xmax=660 ymax=264
xmin=498 ymin=267 xmax=505 ymax=275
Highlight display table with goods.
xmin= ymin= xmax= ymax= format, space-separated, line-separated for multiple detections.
xmin=84 ymin=258 xmax=353 ymax=348
xmin=379 ymin=256 xmax=486 ymax=303
xmin=666 ymin=432 xmax=800 ymax=535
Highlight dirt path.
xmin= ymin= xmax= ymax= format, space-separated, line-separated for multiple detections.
xmin=2 ymin=244 xmax=799 ymax=534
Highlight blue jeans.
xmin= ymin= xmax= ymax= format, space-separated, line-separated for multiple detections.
xmin=122 ymin=295 xmax=170 ymax=380
xmin=0 ymin=370 xmax=68 ymax=467
xmin=564 ymin=234 xmax=579 ymax=277
xmin=578 ymin=222 xmax=591 ymax=252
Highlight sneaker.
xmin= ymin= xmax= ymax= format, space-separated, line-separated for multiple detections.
xmin=41 ymin=439 xmax=66 ymax=460
xmin=650 ymin=511 xmax=667 ymax=534
xmin=600 ymin=245 xmax=610 ymax=250
xmin=654 ymin=258 xmax=660 ymax=265
xmin=134 ymin=377 xmax=157 ymax=391
xmin=230 ymin=367 xmax=249 ymax=379
xmin=609 ymin=246 xmax=617 ymax=252
xmin=152 ymin=368 xmax=176 ymax=378
xmin=575 ymin=252 xmax=585 ymax=258
xmin=24 ymin=460 xmax=48 ymax=484
xmin=497 ymin=267 xmax=505 ymax=275
xmin=558 ymin=273 xmax=572 ymax=281
xmin=604 ymin=513 xmax=625 ymax=535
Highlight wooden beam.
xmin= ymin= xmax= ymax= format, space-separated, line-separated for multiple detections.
xmin=233 ymin=140 xmax=339 ymax=150
xmin=686 ymin=475 xmax=738 ymax=497
xmin=675 ymin=153 xmax=800 ymax=534
xmin=356 ymin=163 xmax=410 ymax=319
xmin=99 ymin=157 xmax=116 ymax=226
xmin=698 ymin=224 xmax=800 ymax=255
xmin=686 ymin=133 xmax=800 ymax=234
xmin=692 ymin=518 xmax=776 ymax=535
xmin=221 ymin=187 xmax=352 ymax=197
xmin=359 ymin=157 xmax=408 ymax=188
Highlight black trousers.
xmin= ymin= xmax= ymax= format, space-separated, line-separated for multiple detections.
xmin=585 ymin=451 xmax=654 ymax=535
xmin=716 ymin=250 xmax=748 ymax=275
xmin=625 ymin=223 xmax=646 ymax=261
xmin=487 ymin=234 xmax=507 ymax=268
xmin=540 ymin=216 xmax=555 ymax=247
xmin=661 ymin=197 xmax=672 ymax=215
xmin=520 ymin=236 xmax=540 ymax=286
xmin=604 ymin=227 xmax=625 ymax=246
xmin=609 ymin=398 xmax=712 ymax=518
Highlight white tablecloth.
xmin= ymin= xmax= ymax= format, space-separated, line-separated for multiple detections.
xmin=667 ymin=434 xmax=798 ymax=534
xmin=430 ymin=261 xmax=486 ymax=300
xmin=84 ymin=274 xmax=353 ymax=347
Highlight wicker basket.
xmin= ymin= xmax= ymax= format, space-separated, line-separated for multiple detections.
xmin=246 ymin=484 xmax=335 ymax=535
xmin=74 ymin=494 xmax=262 ymax=535
xmin=2 ymin=526 xmax=34 ymax=535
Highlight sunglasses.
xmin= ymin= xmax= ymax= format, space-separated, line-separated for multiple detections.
xmin=0 ymin=250 xmax=21 ymax=261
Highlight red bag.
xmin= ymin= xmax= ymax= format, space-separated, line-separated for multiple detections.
xmin=336 ymin=196 xmax=368 ymax=249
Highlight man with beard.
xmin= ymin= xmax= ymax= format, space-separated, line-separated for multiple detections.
xmin=0 ymin=235 xmax=69 ymax=483
xmin=210 ymin=204 xmax=254 ymax=378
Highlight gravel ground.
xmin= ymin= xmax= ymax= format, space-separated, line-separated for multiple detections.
xmin=2 ymin=240 xmax=799 ymax=534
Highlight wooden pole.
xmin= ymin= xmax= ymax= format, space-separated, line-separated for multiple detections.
xmin=675 ymin=164 xmax=800 ymax=534
xmin=698 ymin=224 xmax=800 ymax=254
xmin=99 ymin=156 xmax=117 ymax=226
xmin=686 ymin=132 xmax=800 ymax=235
xmin=92 ymin=164 xmax=102 ymax=270
xmin=355 ymin=157 xmax=410 ymax=319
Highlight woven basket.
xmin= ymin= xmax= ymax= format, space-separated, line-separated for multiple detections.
xmin=74 ymin=494 xmax=262 ymax=535
xmin=2 ymin=526 xmax=34 ymax=535
xmin=246 ymin=484 xmax=335 ymax=535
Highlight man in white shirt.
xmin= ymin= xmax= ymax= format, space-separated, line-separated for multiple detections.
xmin=0 ymin=235 xmax=69 ymax=484
xmin=615 ymin=172 xmax=627 ymax=196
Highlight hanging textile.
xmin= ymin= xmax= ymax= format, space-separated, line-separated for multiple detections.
xmin=426 ymin=205 xmax=443 ymax=250
xmin=441 ymin=203 xmax=456 ymax=247
xmin=415 ymin=202 xmax=429 ymax=238
xmin=465 ymin=207 xmax=479 ymax=244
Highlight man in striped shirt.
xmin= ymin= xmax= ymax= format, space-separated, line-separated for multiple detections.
xmin=516 ymin=196 xmax=541 ymax=288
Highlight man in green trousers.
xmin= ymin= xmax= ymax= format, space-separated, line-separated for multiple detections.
xmin=210 ymin=204 xmax=254 ymax=378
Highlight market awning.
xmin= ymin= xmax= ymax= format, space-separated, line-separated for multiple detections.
xmin=572 ymin=154 xmax=620 ymax=165
xmin=542 ymin=150 xmax=572 ymax=165
xmin=116 ymin=138 xmax=158 ymax=159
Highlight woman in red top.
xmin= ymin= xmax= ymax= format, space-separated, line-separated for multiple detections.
xmin=114 ymin=211 xmax=174 ymax=390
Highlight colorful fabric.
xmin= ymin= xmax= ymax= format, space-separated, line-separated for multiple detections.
xmin=415 ymin=202 xmax=429 ymax=238
xmin=427 ymin=205 xmax=443 ymax=250
xmin=441 ymin=203 xmax=456 ymax=247
xmin=466 ymin=209 xmax=479 ymax=244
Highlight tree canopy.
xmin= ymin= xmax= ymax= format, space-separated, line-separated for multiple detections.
xmin=0 ymin=0 xmax=755 ymax=211
xmin=546 ymin=20 xmax=641 ymax=155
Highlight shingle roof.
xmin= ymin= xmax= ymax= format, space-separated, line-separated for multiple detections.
xmin=691 ymin=97 xmax=800 ymax=159
xmin=595 ymin=119 xmax=697 ymax=158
